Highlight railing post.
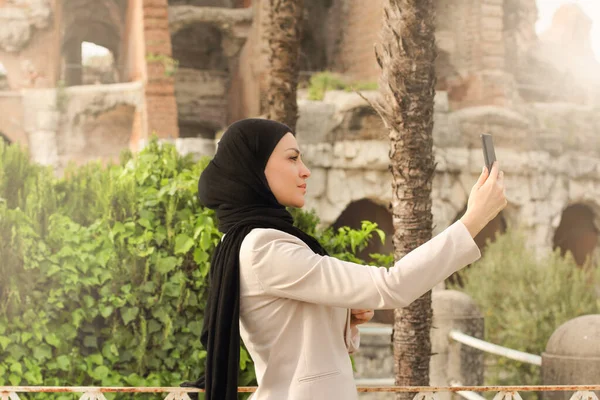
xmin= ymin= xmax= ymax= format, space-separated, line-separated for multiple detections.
xmin=542 ymin=315 xmax=600 ymax=400
xmin=79 ymin=392 xmax=108 ymax=400
xmin=164 ymin=392 xmax=193 ymax=400
xmin=430 ymin=290 xmax=484 ymax=400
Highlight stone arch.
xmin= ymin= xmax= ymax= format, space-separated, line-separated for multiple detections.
xmin=331 ymin=198 xmax=393 ymax=262
xmin=447 ymin=206 xmax=507 ymax=286
xmin=552 ymin=204 xmax=599 ymax=266
xmin=60 ymin=0 xmax=126 ymax=86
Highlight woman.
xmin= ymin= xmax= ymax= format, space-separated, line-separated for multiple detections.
xmin=183 ymin=118 xmax=507 ymax=400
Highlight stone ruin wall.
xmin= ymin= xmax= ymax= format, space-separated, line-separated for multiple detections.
xmin=295 ymin=90 xmax=600 ymax=261
xmin=0 ymin=0 xmax=598 ymax=261
xmin=0 ymin=0 xmax=180 ymax=168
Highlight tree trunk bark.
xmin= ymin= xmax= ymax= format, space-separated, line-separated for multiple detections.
xmin=373 ymin=1 xmax=437 ymax=399
xmin=263 ymin=0 xmax=303 ymax=131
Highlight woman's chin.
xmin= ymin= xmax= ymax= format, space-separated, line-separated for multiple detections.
xmin=289 ymin=199 xmax=305 ymax=208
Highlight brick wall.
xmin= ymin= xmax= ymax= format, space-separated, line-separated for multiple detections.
xmin=142 ymin=0 xmax=179 ymax=139
xmin=334 ymin=0 xmax=383 ymax=82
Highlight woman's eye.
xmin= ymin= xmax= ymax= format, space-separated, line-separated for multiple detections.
xmin=289 ymin=156 xmax=298 ymax=161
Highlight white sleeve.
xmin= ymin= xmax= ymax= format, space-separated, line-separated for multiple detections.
xmin=239 ymin=221 xmax=481 ymax=310
xmin=344 ymin=309 xmax=360 ymax=354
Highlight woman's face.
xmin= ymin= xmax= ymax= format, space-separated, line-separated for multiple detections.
xmin=264 ymin=132 xmax=311 ymax=208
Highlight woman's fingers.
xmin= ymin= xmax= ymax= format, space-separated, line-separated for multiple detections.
xmin=487 ymin=162 xmax=500 ymax=184
xmin=351 ymin=310 xmax=374 ymax=324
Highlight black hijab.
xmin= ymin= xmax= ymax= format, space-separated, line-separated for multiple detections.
xmin=181 ymin=118 xmax=328 ymax=400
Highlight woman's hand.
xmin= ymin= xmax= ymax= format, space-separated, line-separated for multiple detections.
xmin=460 ymin=162 xmax=508 ymax=238
xmin=351 ymin=309 xmax=374 ymax=328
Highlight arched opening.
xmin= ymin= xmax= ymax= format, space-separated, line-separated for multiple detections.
xmin=81 ymin=42 xmax=118 ymax=85
xmin=60 ymin=0 xmax=126 ymax=86
xmin=447 ymin=207 xmax=507 ymax=287
xmin=553 ymin=204 xmax=599 ymax=266
xmin=172 ymin=23 xmax=229 ymax=139
xmin=331 ymin=199 xmax=394 ymax=261
xmin=0 ymin=62 xmax=8 ymax=91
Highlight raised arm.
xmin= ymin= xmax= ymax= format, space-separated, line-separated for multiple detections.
xmin=240 ymin=220 xmax=480 ymax=310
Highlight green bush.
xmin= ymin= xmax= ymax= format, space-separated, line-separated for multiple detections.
xmin=0 ymin=139 xmax=387 ymax=399
xmin=307 ymin=72 xmax=378 ymax=101
xmin=451 ymin=230 xmax=600 ymax=396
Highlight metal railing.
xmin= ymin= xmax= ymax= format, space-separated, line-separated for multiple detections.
xmin=357 ymin=325 xmax=543 ymax=366
xmin=449 ymin=329 xmax=542 ymax=366
xmin=354 ymin=324 xmax=546 ymax=397
xmin=0 ymin=385 xmax=599 ymax=399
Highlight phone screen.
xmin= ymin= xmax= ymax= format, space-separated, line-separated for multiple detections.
xmin=481 ymin=134 xmax=496 ymax=172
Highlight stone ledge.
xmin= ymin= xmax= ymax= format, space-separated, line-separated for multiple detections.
xmin=168 ymin=6 xmax=253 ymax=36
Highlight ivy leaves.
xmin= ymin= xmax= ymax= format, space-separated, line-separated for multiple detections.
xmin=0 ymin=138 xmax=387 ymax=399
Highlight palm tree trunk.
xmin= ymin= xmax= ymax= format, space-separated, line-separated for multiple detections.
xmin=373 ymin=1 xmax=437 ymax=399
xmin=263 ymin=0 xmax=303 ymax=131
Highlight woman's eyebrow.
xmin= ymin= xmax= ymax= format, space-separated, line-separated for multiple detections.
xmin=286 ymin=148 xmax=301 ymax=155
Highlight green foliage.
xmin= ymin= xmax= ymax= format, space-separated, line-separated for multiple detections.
xmin=307 ymin=72 xmax=378 ymax=101
xmin=451 ymin=230 xmax=600 ymax=395
xmin=145 ymin=53 xmax=180 ymax=77
xmin=289 ymin=206 xmax=390 ymax=265
xmin=0 ymin=139 xmax=389 ymax=399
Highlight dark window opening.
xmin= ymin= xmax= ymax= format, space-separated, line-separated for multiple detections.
xmin=172 ymin=24 xmax=228 ymax=71
xmin=553 ymin=204 xmax=599 ymax=266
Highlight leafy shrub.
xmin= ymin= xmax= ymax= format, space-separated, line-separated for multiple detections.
xmin=307 ymin=72 xmax=378 ymax=101
xmin=0 ymin=139 xmax=388 ymax=399
xmin=451 ymin=230 xmax=600 ymax=397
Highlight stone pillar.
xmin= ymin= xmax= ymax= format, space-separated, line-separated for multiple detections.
xmin=447 ymin=0 xmax=519 ymax=109
xmin=142 ymin=0 xmax=179 ymax=139
xmin=21 ymin=89 xmax=59 ymax=167
xmin=64 ymin=40 xmax=82 ymax=87
xmin=430 ymin=290 xmax=484 ymax=400
xmin=542 ymin=315 xmax=600 ymax=400
xmin=353 ymin=323 xmax=394 ymax=400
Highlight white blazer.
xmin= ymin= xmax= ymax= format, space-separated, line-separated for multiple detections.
xmin=238 ymin=221 xmax=481 ymax=400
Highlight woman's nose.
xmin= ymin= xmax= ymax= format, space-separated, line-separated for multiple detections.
xmin=300 ymin=161 xmax=311 ymax=178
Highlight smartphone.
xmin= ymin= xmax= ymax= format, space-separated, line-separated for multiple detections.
xmin=480 ymin=133 xmax=496 ymax=172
